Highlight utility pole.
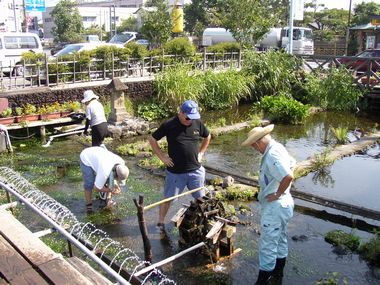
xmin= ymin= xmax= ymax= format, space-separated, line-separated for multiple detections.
xmin=345 ymin=0 xmax=353 ymax=55
xmin=288 ymin=0 xmax=294 ymax=54
xmin=12 ymin=0 xmax=18 ymax=31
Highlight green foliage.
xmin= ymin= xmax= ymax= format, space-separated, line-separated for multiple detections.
xmin=325 ymin=230 xmax=361 ymax=251
xmin=316 ymin=272 xmax=349 ymax=285
xmin=62 ymin=101 xmax=81 ymax=112
xmin=21 ymin=51 xmax=44 ymax=63
xmin=164 ymin=37 xmax=196 ymax=57
xmin=200 ymin=69 xmax=251 ymax=110
xmin=138 ymin=156 xmax=165 ymax=170
xmin=242 ymin=50 xmax=302 ymax=98
xmin=331 ymin=127 xmax=348 ymax=144
xmin=51 ymin=0 xmax=84 ymax=43
xmin=253 ymin=94 xmax=309 ymax=124
xmin=305 ymin=68 xmax=364 ymax=111
xmin=207 ymin=42 xmax=241 ymax=53
xmin=124 ymin=42 xmax=148 ymax=59
xmin=358 ymin=231 xmax=380 ymax=267
xmin=312 ymin=148 xmax=335 ymax=171
xmin=116 ymin=16 xmax=139 ymax=33
xmin=21 ymin=103 xmax=37 ymax=115
xmin=137 ymin=99 xmax=172 ymax=121
xmin=1 ymin=108 xmax=13 ymax=118
xmin=140 ymin=0 xmax=172 ymax=48
xmin=217 ymin=0 xmax=286 ymax=47
xmin=352 ymin=1 xmax=380 ymax=26
xmin=224 ymin=185 xmax=258 ymax=201
xmin=155 ymin=64 xmax=205 ymax=108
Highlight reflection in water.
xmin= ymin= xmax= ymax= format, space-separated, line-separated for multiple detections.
xmin=312 ymin=168 xmax=335 ymax=188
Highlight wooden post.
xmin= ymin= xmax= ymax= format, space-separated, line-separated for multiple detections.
xmin=133 ymin=195 xmax=152 ymax=262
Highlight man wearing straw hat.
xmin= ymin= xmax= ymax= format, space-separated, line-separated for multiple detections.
xmin=82 ymin=90 xmax=108 ymax=146
xmin=242 ymin=124 xmax=295 ymax=285
xmin=148 ymin=100 xmax=211 ymax=231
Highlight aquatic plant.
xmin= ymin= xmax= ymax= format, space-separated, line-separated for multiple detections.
xmin=137 ymin=99 xmax=173 ymax=121
xmin=224 ymin=185 xmax=258 ymax=201
xmin=41 ymin=232 xmax=70 ymax=256
xmin=316 ymin=272 xmax=348 ymax=285
xmin=312 ymin=148 xmax=335 ymax=170
xmin=331 ymin=127 xmax=348 ymax=144
xmin=138 ymin=156 xmax=165 ymax=170
xmin=358 ymin=230 xmax=380 ymax=267
xmin=324 ymin=229 xmax=360 ymax=251
xmin=253 ymin=94 xmax=309 ymax=124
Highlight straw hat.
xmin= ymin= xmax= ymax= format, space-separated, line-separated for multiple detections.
xmin=116 ymin=164 xmax=129 ymax=186
xmin=81 ymin=90 xmax=99 ymax=103
xmin=241 ymin=124 xmax=274 ymax=146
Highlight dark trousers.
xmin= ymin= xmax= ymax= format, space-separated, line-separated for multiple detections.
xmin=91 ymin=122 xmax=108 ymax=146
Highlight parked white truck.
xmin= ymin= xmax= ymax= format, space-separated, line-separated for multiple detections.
xmin=202 ymin=27 xmax=314 ymax=55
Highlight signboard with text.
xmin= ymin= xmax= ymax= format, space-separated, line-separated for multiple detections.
xmin=293 ymin=0 xmax=304 ymax=21
xmin=25 ymin=0 xmax=46 ymax=12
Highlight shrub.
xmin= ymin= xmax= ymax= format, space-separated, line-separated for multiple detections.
xmin=331 ymin=127 xmax=348 ymax=144
xmin=305 ymin=68 xmax=364 ymax=111
xmin=207 ymin=42 xmax=241 ymax=53
xmin=1 ymin=108 xmax=13 ymax=118
xmin=200 ymin=70 xmax=251 ymax=110
xmin=155 ymin=64 xmax=205 ymax=109
xmin=125 ymin=42 xmax=149 ymax=59
xmin=253 ymin=93 xmax=309 ymax=124
xmin=242 ymin=50 xmax=302 ymax=98
xmin=137 ymin=99 xmax=173 ymax=121
xmin=164 ymin=37 xmax=196 ymax=57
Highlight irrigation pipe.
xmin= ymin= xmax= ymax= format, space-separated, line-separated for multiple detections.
xmin=42 ymin=129 xmax=84 ymax=147
xmin=0 ymin=181 xmax=131 ymax=285
xmin=143 ymin=186 xmax=206 ymax=211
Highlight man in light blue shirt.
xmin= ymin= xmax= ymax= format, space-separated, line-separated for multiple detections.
xmin=242 ymin=124 xmax=295 ymax=285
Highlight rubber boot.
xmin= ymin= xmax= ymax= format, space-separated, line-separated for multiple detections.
xmin=270 ymin=257 xmax=286 ymax=285
xmin=255 ymin=270 xmax=273 ymax=285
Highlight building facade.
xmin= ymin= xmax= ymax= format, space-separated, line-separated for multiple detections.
xmin=0 ymin=0 xmax=25 ymax=32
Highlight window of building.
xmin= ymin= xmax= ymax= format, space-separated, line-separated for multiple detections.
xmin=82 ymin=16 xmax=96 ymax=22
xmin=44 ymin=18 xmax=52 ymax=23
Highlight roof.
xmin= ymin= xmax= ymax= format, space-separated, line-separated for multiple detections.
xmin=350 ymin=23 xmax=379 ymax=30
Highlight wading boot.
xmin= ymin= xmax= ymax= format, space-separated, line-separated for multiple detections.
xmin=270 ymin=257 xmax=286 ymax=285
xmin=255 ymin=270 xmax=273 ymax=285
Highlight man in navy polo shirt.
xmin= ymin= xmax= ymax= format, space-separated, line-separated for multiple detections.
xmin=148 ymin=100 xmax=211 ymax=230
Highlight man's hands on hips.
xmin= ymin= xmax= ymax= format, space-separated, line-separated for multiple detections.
xmin=162 ymin=155 xmax=174 ymax=167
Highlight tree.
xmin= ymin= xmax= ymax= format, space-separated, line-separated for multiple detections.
xmin=351 ymin=1 xmax=380 ymax=26
xmin=183 ymin=0 xmax=220 ymax=37
xmin=51 ymin=0 xmax=83 ymax=43
xmin=217 ymin=0 xmax=286 ymax=48
xmin=140 ymin=0 xmax=172 ymax=48
xmin=117 ymin=17 xmax=139 ymax=33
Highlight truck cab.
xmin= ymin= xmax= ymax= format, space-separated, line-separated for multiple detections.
xmin=281 ymin=27 xmax=314 ymax=55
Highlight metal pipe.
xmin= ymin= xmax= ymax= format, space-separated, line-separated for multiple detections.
xmin=0 ymin=181 xmax=131 ymax=285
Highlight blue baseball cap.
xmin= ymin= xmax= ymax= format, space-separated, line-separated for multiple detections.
xmin=181 ymin=100 xmax=200 ymax=119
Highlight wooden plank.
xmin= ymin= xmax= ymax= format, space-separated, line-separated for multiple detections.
xmin=0 ymin=208 xmax=60 ymax=266
xmin=67 ymin=256 xmax=113 ymax=285
xmin=38 ymin=257 xmax=93 ymax=285
xmin=206 ymin=221 xmax=224 ymax=244
xmin=0 ymin=236 xmax=48 ymax=285
xmin=171 ymin=207 xmax=188 ymax=227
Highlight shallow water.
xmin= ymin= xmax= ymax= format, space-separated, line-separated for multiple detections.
xmin=1 ymin=110 xmax=380 ymax=284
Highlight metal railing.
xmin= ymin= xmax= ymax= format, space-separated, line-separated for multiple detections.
xmin=0 ymin=51 xmax=242 ymax=91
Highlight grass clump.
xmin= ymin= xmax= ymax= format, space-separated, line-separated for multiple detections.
xmin=325 ymin=229 xmax=360 ymax=251
xmin=316 ymin=272 xmax=348 ymax=285
xmin=331 ymin=127 xmax=348 ymax=144
xmin=358 ymin=231 xmax=380 ymax=267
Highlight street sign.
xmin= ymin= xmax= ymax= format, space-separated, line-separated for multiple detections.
xmin=371 ymin=19 xmax=380 ymax=26
xmin=25 ymin=0 xmax=46 ymax=12
xmin=293 ymin=0 xmax=304 ymax=21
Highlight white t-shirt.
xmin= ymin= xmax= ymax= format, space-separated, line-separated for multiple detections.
xmin=80 ymin=146 xmax=125 ymax=190
xmin=85 ymin=100 xmax=107 ymax=127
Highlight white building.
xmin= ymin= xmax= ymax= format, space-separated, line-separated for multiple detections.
xmin=42 ymin=6 xmax=138 ymax=39
xmin=0 ymin=0 xmax=25 ymax=32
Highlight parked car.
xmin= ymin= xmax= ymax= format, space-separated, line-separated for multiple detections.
xmin=337 ymin=49 xmax=380 ymax=73
xmin=109 ymin=31 xmax=138 ymax=45
xmin=135 ymin=39 xmax=150 ymax=48
xmin=50 ymin=42 xmax=124 ymax=59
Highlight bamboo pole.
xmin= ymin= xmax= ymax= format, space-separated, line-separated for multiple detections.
xmin=133 ymin=195 xmax=152 ymax=262
xmin=143 ymin=186 xmax=206 ymax=211
xmin=133 ymin=242 xmax=206 ymax=277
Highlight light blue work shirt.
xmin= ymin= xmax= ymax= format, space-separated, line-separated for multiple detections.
xmin=257 ymin=139 xmax=296 ymax=207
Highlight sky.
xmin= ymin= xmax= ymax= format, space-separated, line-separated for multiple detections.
xmin=316 ymin=0 xmax=380 ymax=10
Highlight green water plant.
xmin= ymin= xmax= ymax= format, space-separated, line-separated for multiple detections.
xmin=137 ymin=99 xmax=172 ymax=121
xmin=358 ymin=230 xmax=380 ymax=267
xmin=312 ymin=148 xmax=335 ymax=170
xmin=331 ymin=127 xmax=348 ymax=144
xmin=325 ymin=229 xmax=361 ymax=251
xmin=316 ymin=272 xmax=348 ymax=285
xmin=253 ymin=93 xmax=309 ymax=124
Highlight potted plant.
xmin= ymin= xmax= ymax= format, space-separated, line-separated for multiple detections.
xmin=22 ymin=103 xmax=39 ymax=121
xmin=0 ymin=108 xmax=15 ymax=125
xmin=62 ymin=101 xmax=81 ymax=115
xmin=38 ymin=103 xmax=61 ymax=120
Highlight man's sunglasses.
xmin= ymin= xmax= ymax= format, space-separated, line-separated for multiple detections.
xmin=185 ymin=117 xmax=192 ymax=121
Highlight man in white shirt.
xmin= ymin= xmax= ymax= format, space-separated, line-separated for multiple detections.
xmin=80 ymin=146 xmax=129 ymax=211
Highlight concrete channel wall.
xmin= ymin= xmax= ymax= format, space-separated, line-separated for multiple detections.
xmin=0 ymin=78 xmax=155 ymax=109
